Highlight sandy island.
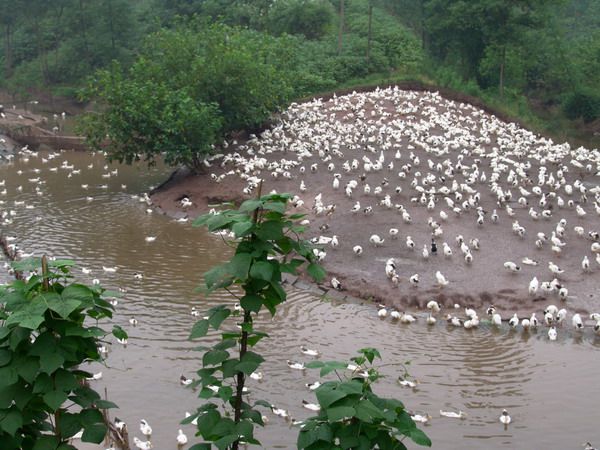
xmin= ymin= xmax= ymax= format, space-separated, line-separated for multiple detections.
xmin=151 ymin=87 xmax=600 ymax=319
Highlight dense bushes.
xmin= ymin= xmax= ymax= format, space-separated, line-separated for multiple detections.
xmin=563 ymin=89 xmax=600 ymax=123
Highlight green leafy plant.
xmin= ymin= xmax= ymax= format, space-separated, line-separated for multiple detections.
xmin=0 ymin=256 xmax=126 ymax=450
xmin=300 ymin=348 xmax=431 ymax=450
xmin=187 ymin=192 xmax=325 ymax=449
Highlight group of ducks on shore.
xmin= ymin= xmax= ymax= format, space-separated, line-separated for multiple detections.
xmin=200 ymin=86 xmax=599 ymax=306
xmin=376 ymin=299 xmax=600 ymax=341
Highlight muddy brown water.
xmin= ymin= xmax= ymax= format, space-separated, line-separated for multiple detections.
xmin=2 ymin=149 xmax=600 ymax=449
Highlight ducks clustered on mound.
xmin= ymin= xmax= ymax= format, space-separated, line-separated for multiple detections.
xmin=193 ymin=86 xmax=600 ymax=313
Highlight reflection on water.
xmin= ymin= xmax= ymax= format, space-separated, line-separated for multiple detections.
xmin=1 ymin=149 xmax=599 ymax=449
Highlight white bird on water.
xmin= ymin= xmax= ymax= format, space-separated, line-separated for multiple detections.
xmin=440 ymin=410 xmax=466 ymax=419
xmin=133 ymin=437 xmax=153 ymax=450
xmin=176 ymin=429 xmax=188 ymax=446
xmin=300 ymin=345 xmax=321 ymax=357
xmin=499 ymin=409 xmax=511 ymax=426
xmin=140 ymin=419 xmax=152 ymax=437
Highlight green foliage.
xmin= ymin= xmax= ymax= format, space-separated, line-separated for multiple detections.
xmin=79 ymin=62 xmax=222 ymax=169
xmin=267 ymin=0 xmax=335 ymax=39
xmin=0 ymin=258 xmax=124 ymax=449
xmin=80 ymin=23 xmax=297 ymax=170
xmin=189 ymin=193 xmax=323 ymax=448
xmin=0 ymin=0 xmax=140 ymax=92
xmin=299 ymin=349 xmax=431 ymax=449
xmin=563 ymin=89 xmax=600 ymax=123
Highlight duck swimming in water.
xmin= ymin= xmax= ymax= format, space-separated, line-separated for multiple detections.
xmin=499 ymin=409 xmax=511 ymax=427
xmin=440 ymin=410 xmax=466 ymax=419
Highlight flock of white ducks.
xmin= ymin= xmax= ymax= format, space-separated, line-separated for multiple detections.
xmin=376 ymin=299 xmax=600 ymax=341
xmin=199 ymin=86 xmax=599 ymax=310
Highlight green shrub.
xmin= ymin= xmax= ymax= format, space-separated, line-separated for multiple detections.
xmin=563 ymin=89 xmax=600 ymax=123
xmin=0 ymin=257 xmax=126 ymax=449
xmin=268 ymin=0 xmax=335 ymax=40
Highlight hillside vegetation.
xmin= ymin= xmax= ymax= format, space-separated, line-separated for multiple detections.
xmin=1 ymin=0 xmax=598 ymax=148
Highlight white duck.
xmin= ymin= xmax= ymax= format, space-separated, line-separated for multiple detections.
xmin=499 ymin=409 xmax=511 ymax=426
xmin=440 ymin=410 xmax=467 ymax=419
xmin=176 ymin=429 xmax=188 ymax=446
xmin=140 ymin=419 xmax=152 ymax=438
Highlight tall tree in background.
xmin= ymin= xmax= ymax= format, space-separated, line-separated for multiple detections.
xmin=424 ymin=0 xmax=561 ymax=91
xmin=337 ymin=0 xmax=345 ymax=55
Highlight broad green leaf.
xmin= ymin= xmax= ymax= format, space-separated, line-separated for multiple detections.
xmin=39 ymin=352 xmax=65 ymax=375
xmin=239 ymin=199 xmax=262 ymax=213
xmin=48 ymin=259 xmax=76 ymax=267
xmin=214 ymin=339 xmax=237 ymax=351
xmin=326 ymin=406 xmax=356 ymax=421
xmin=190 ymin=319 xmax=209 ymax=339
xmin=320 ymin=361 xmax=349 ymax=377
xmin=316 ymin=386 xmax=347 ymax=409
xmin=261 ymin=201 xmax=286 ymax=214
xmin=355 ymin=399 xmax=384 ymax=423
xmin=0 ymin=409 xmax=22 ymax=435
xmin=54 ymin=369 xmax=79 ymax=392
xmin=5 ymin=297 xmax=48 ymax=329
xmin=208 ymin=308 xmax=230 ymax=329
xmin=57 ymin=444 xmax=78 ymax=450
xmin=232 ymin=221 xmax=253 ymax=238
xmin=188 ymin=444 xmax=212 ymax=450
xmin=94 ymin=399 xmax=118 ymax=409
xmin=33 ymin=373 xmax=52 ymax=394
xmin=240 ymin=294 xmax=262 ymax=313
xmin=249 ymin=261 xmax=273 ymax=282
xmin=255 ymin=220 xmax=284 ymax=241
xmin=247 ymin=331 xmax=269 ymax=346
xmin=408 ymin=428 xmax=432 ymax=447
xmin=61 ymin=284 xmax=95 ymax=305
xmin=306 ymin=263 xmax=326 ymax=282
xmin=214 ymin=434 xmax=238 ymax=450
xmin=217 ymin=385 xmax=233 ymax=402
xmin=229 ymin=253 xmax=252 ymax=279
xmin=11 ymin=382 xmax=33 ymax=409
xmin=59 ymin=412 xmax=82 ymax=439
xmin=43 ymin=390 xmax=68 ymax=410
xmin=203 ymin=349 xmax=229 ymax=367
xmin=81 ymin=423 xmax=107 ymax=444
xmin=197 ymin=409 xmax=220 ymax=436
xmin=221 ymin=358 xmax=240 ymax=378
xmin=235 ymin=351 xmax=264 ymax=375
xmin=206 ymin=213 xmax=234 ymax=232
xmin=47 ymin=292 xmax=81 ymax=318
xmin=112 ymin=325 xmax=128 ymax=340
xmin=32 ymin=436 xmax=60 ymax=450
xmin=338 ymin=380 xmax=364 ymax=395
xmin=305 ymin=361 xmax=324 ymax=369
xmin=79 ymin=408 xmax=103 ymax=427
xmin=203 ymin=264 xmax=231 ymax=290
xmin=0 ymin=349 xmax=11 ymax=366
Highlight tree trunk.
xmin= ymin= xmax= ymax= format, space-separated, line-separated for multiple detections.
xmin=366 ymin=3 xmax=373 ymax=64
xmin=3 ymin=24 xmax=12 ymax=78
xmin=499 ymin=45 xmax=505 ymax=98
xmin=107 ymin=0 xmax=116 ymax=58
xmin=337 ymin=0 xmax=344 ymax=56
xmin=78 ymin=0 xmax=91 ymax=62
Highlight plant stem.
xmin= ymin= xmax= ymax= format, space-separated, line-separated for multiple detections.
xmin=232 ymin=309 xmax=251 ymax=450
xmin=232 ymin=181 xmax=262 ymax=450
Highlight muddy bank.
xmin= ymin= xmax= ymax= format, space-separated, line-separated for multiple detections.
xmin=151 ymin=87 xmax=600 ymax=319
